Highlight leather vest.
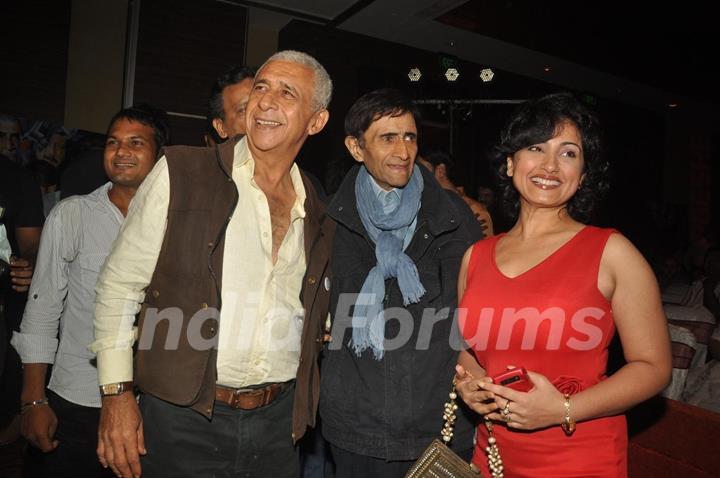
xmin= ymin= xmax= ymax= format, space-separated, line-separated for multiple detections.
xmin=134 ymin=137 xmax=333 ymax=442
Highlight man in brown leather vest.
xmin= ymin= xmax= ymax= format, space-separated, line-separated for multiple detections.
xmin=91 ymin=50 xmax=333 ymax=478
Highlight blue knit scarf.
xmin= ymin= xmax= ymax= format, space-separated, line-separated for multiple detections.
xmin=351 ymin=165 xmax=425 ymax=359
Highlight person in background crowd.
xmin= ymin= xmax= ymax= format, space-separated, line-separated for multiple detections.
xmin=686 ymin=222 xmax=719 ymax=280
xmin=418 ymin=147 xmax=493 ymax=236
xmin=455 ymin=92 xmax=671 ymax=477
xmin=58 ymin=133 xmax=109 ymax=200
xmin=208 ymin=66 xmax=256 ymax=142
xmin=0 ymin=114 xmax=22 ymax=163
xmin=477 ymin=185 xmax=495 ymax=210
xmin=702 ymin=247 xmax=720 ymax=321
xmin=91 ymin=50 xmax=333 ymax=478
xmin=25 ymin=160 xmax=60 ymax=217
xmin=0 ymin=140 xmax=44 ymax=475
xmin=681 ymin=247 xmax=720 ymax=413
xmin=36 ymin=130 xmax=69 ymax=169
xmin=11 ymin=105 xmax=168 ymax=478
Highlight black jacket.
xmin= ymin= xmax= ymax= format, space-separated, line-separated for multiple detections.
xmin=319 ymin=165 xmax=482 ymax=460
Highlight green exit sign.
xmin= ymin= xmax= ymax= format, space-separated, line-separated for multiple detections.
xmin=439 ymin=55 xmax=457 ymax=69
xmin=581 ymin=94 xmax=597 ymax=105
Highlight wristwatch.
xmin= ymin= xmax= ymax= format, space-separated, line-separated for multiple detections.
xmin=99 ymin=381 xmax=134 ymax=397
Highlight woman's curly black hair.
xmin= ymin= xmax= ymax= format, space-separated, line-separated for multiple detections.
xmin=493 ymin=92 xmax=610 ymax=223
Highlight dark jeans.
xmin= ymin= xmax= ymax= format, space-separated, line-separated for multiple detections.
xmin=24 ymin=390 xmax=113 ymax=478
xmin=300 ymin=417 xmax=334 ymax=478
xmin=330 ymin=445 xmax=413 ymax=478
xmin=329 ymin=445 xmax=473 ymax=478
xmin=139 ymin=383 xmax=299 ymax=478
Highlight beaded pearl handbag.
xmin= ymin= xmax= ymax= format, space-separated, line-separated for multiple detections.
xmin=405 ymin=385 xmax=505 ymax=478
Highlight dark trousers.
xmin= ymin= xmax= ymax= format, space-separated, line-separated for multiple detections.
xmin=330 ymin=445 xmax=414 ymax=478
xmin=139 ymin=383 xmax=299 ymax=478
xmin=23 ymin=390 xmax=114 ymax=478
xmin=300 ymin=417 xmax=334 ymax=478
xmin=329 ymin=445 xmax=474 ymax=478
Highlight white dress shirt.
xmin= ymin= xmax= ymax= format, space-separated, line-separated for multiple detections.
xmin=90 ymin=138 xmax=307 ymax=388
xmin=12 ymin=183 xmax=123 ymax=407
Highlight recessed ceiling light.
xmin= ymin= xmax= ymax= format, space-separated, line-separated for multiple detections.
xmin=480 ymin=68 xmax=495 ymax=83
xmin=444 ymin=68 xmax=460 ymax=82
xmin=408 ymin=68 xmax=421 ymax=82
xmin=480 ymin=68 xmax=494 ymax=82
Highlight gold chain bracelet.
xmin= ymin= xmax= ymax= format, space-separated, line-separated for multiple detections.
xmin=20 ymin=397 xmax=49 ymax=414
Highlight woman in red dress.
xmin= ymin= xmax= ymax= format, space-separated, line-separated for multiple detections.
xmin=455 ymin=93 xmax=671 ymax=477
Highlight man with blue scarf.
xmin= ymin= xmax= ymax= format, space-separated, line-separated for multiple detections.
xmin=319 ymin=89 xmax=483 ymax=476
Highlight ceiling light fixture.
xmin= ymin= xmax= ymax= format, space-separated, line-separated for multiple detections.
xmin=480 ymin=68 xmax=494 ymax=82
xmin=408 ymin=68 xmax=422 ymax=82
xmin=444 ymin=68 xmax=459 ymax=82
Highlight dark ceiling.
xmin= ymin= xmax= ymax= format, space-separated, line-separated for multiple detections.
xmin=437 ymin=0 xmax=718 ymax=105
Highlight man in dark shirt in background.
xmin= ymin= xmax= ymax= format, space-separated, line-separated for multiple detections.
xmin=207 ymin=66 xmax=255 ymax=143
xmin=0 ymin=151 xmax=44 ymax=474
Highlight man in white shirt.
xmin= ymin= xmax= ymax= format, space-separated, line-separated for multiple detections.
xmin=91 ymin=51 xmax=333 ymax=478
xmin=11 ymin=105 xmax=168 ymax=478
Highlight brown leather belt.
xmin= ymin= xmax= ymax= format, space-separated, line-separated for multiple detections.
xmin=215 ymin=382 xmax=286 ymax=410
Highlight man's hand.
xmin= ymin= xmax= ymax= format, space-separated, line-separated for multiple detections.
xmin=98 ymin=392 xmax=145 ymax=478
xmin=9 ymin=256 xmax=33 ymax=292
xmin=21 ymin=403 xmax=59 ymax=452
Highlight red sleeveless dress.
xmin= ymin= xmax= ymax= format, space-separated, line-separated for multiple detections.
xmin=459 ymin=226 xmax=627 ymax=477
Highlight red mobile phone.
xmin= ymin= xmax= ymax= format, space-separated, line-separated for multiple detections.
xmin=490 ymin=367 xmax=533 ymax=392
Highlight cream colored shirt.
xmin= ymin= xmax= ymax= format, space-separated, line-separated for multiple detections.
xmin=91 ymin=138 xmax=307 ymax=387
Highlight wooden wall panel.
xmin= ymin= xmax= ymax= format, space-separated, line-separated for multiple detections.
xmin=133 ymin=0 xmax=248 ymax=145
xmin=0 ymin=0 xmax=71 ymax=122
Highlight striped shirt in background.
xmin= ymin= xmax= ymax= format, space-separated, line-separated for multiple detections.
xmin=11 ymin=182 xmax=123 ymax=407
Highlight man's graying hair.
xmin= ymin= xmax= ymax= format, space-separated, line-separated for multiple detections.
xmin=258 ymin=50 xmax=333 ymax=111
